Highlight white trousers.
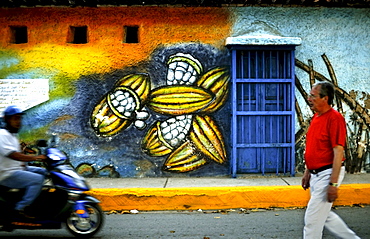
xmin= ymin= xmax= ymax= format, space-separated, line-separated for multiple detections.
xmin=303 ymin=166 xmax=360 ymax=239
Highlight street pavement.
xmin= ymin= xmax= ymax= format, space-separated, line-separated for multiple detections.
xmin=2 ymin=206 xmax=369 ymax=238
xmin=86 ymin=173 xmax=370 ymax=211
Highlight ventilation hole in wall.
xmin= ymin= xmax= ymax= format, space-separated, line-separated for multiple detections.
xmin=124 ymin=26 xmax=139 ymax=43
xmin=68 ymin=26 xmax=88 ymax=44
xmin=10 ymin=26 xmax=28 ymax=44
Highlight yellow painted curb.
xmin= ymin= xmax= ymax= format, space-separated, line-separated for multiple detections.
xmin=87 ymin=184 xmax=370 ymax=211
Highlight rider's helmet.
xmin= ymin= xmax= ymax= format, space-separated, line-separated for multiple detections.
xmin=2 ymin=105 xmax=25 ymax=132
xmin=3 ymin=105 xmax=24 ymax=117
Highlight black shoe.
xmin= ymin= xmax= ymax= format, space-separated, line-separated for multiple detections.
xmin=0 ymin=223 xmax=14 ymax=232
xmin=14 ymin=209 xmax=35 ymax=220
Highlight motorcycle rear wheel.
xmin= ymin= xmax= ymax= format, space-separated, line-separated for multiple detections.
xmin=66 ymin=203 xmax=104 ymax=238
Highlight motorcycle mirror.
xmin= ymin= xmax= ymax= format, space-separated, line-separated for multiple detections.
xmin=49 ymin=135 xmax=59 ymax=147
xmin=36 ymin=139 xmax=48 ymax=147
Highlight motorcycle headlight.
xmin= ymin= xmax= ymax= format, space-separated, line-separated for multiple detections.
xmin=68 ymin=192 xmax=81 ymax=201
xmin=61 ymin=169 xmax=89 ymax=190
xmin=49 ymin=155 xmax=61 ymax=161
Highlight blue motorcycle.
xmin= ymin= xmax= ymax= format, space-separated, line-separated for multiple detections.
xmin=0 ymin=138 xmax=104 ymax=238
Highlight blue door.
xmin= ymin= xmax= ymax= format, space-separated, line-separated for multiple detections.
xmin=230 ymin=47 xmax=296 ymax=176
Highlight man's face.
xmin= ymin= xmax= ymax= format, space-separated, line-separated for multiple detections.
xmin=308 ymin=85 xmax=328 ymax=112
xmin=7 ymin=114 xmax=22 ymax=130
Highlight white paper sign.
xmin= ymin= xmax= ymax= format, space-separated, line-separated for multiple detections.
xmin=0 ymin=79 xmax=49 ymax=116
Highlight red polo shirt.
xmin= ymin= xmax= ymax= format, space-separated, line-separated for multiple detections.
xmin=304 ymin=108 xmax=346 ymax=170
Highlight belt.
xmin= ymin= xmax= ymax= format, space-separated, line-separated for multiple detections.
xmin=309 ymin=162 xmax=344 ymax=174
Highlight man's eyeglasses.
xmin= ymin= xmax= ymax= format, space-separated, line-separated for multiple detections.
xmin=308 ymin=94 xmax=320 ymax=99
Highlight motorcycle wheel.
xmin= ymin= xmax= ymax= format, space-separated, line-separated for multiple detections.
xmin=66 ymin=203 xmax=104 ymax=238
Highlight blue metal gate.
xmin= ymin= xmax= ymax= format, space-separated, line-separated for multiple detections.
xmin=230 ymin=47 xmax=296 ymax=176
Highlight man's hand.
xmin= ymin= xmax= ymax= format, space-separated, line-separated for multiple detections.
xmin=327 ymin=185 xmax=338 ymax=202
xmin=9 ymin=152 xmax=47 ymax=162
xmin=302 ymin=169 xmax=311 ymax=190
xmin=34 ymin=155 xmax=47 ymax=162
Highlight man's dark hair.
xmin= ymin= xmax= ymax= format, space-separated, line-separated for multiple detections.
xmin=314 ymin=81 xmax=335 ymax=105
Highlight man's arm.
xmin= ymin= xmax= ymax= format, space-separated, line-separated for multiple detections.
xmin=8 ymin=152 xmax=47 ymax=162
xmin=327 ymin=145 xmax=344 ymax=202
xmin=302 ymin=168 xmax=311 ymax=190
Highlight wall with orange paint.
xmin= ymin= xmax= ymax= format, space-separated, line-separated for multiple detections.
xmin=0 ymin=7 xmax=233 ymax=177
xmin=0 ymin=7 xmax=230 ymax=74
xmin=0 ymin=6 xmax=369 ymax=177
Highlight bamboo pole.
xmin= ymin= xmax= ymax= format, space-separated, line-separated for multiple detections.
xmin=295 ymin=59 xmax=370 ymax=128
xmin=321 ymin=54 xmax=343 ymax=113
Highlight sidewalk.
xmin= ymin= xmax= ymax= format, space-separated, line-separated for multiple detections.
xmin=86 ymin=173 xmax=370 ymax=211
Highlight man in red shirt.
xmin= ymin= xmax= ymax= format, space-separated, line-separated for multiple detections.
xmin=302 ymin=82 xmax=360 ymax=239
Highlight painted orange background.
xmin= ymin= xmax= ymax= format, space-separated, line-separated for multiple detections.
xmin=0 ymin=7 xmax=233 ymax=177
xmin=0 ymin=7 xmax=231 ymax=76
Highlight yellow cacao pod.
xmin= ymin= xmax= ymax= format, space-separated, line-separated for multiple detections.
xmin=189 ymin=115 xmax=227 ymax=164
xmin=196 ymin=67 xmax=230 ymax=113
xmin=147 ymin=85 xmax=214 ymax=116
xmin=141 ymin=121 xmax=173 ymax=157
xmin=91 ymin=97 xmax=132 ymax=137
xmin=163 ymin=141 xmax=208 ymax=172
xmin=115 ymin=73 xmax=151 ymax=103
xmin=90 ymin=73 xmax=151 ymax=137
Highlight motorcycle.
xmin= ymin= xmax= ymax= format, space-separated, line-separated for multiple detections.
xmin=0 ymin=137 xmax=104 ymax=238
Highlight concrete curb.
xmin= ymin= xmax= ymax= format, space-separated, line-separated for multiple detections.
xmin=87 ymin=184 xmax=370 ymax=211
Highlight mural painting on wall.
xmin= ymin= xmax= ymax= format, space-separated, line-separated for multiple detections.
xmin=295 ymin=54 xmax=370 ymax=174
xmin=89 ymin=50 xmax=230 ymax=173
xmin=0 ymin=43 xmax=231 ymax=178
xmin=48 ymin=43 xmax=230 ymax=177
xmin=1 ymin=46 xmax=369 ymax=177
xmin=56 ymin=51 xmax=370 ymax=176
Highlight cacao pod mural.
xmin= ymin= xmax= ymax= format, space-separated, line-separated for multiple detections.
xmin=91 ymin=52 xmax=230 ymax=173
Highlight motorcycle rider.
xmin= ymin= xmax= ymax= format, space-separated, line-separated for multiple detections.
xmin=0 ymin=105 xmax=47 ymax=218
